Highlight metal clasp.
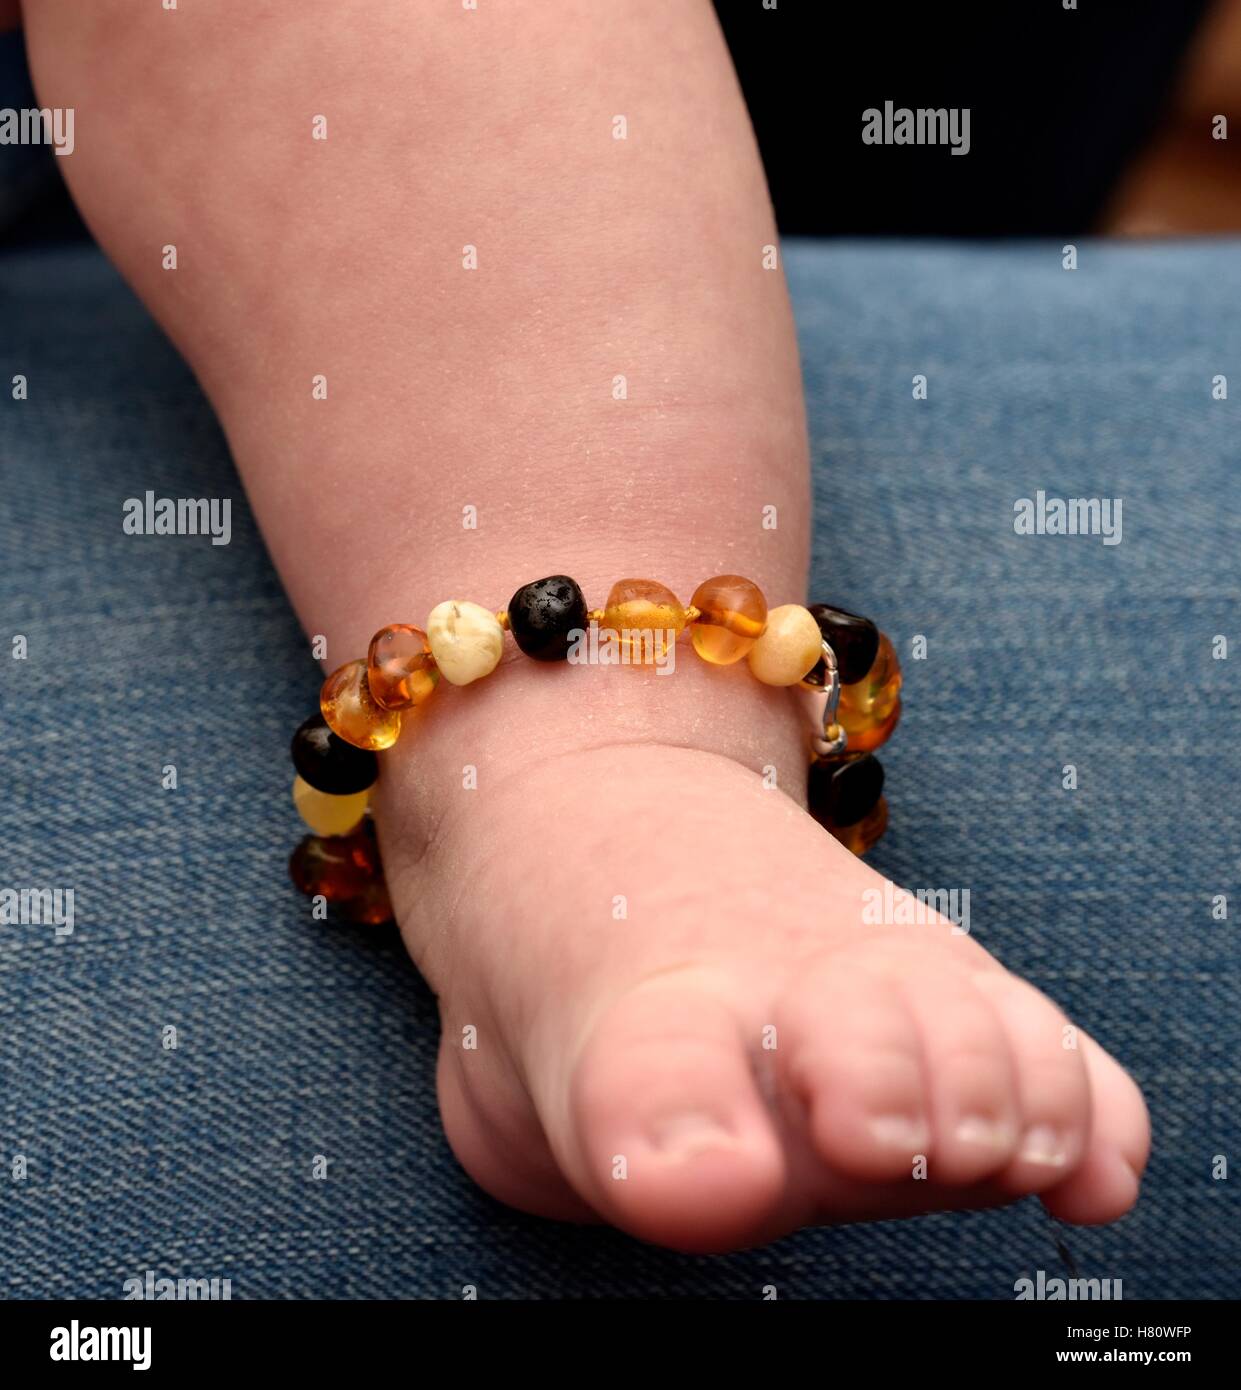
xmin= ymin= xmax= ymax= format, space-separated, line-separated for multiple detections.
xmin=802 ymin=638 xmax=847 ymax=759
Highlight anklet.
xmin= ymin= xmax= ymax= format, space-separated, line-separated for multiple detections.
xmin=286 ymin=575 xmax=901 ymax=923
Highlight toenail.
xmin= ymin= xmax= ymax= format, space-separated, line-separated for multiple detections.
xmin=1018 ymin=1124 xmax=1068 ymax=1167
xmin=955 ymin=1115 xmax=1013 ymax=1150
xmin=648 ymin=1113 xmax=734 ymax=1158
xmin=868 ymin=1115 xmax=929 ymax=1151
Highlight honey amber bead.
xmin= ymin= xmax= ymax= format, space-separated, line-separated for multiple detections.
xmin=828 ymin=796 xmax=889 ymax=856
xmin=600 ymin=579 xmax=686 ymax=662
xmin=288 ymin=828 xmax=379 ymax=900
xmin=839 ymin=700 xmax=901 ymax=753
xmin=345 ymin=878 xmax=395 ymax=925
xmin=837 ymin=632 xmax=902 ymax=752
xmin=367 ymin=624 xmax=439 ymax=711
xmin=320 ymin=659 xmax=402 ymax=751
xmin=292 ymin=774 xmax=369 ymax=837
xmin=746 ymin=603 xmax=822 ymax=686
xmin=689 ymin=575 xmax=767 ymax=666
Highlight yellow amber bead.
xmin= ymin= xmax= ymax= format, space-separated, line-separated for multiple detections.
xmin=838 ymin=632 xmax=902 ymax=752
xmin=829 ymin=796 xmax=889 ymax=855
xmin=746 ymin=603 xmax=822 ymax=685
xmin=320 ymin=659 xmax=402 ymax=751
xmin=689 ymin=575 xmax=767 ymax=665
xmin=292 ymin=774 xmax=369 ymax=837
xmin=600 ymin=579 xmax=685 ymax=663
xmin=367 ymin=624 xmax=439 ymax=710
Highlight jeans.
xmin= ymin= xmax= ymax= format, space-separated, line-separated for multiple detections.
xmin=1 ymin=235 xmax=1236 ymax=1299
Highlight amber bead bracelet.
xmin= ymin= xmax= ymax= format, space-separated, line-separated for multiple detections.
xmin=287 ymin=575 xmax=902 ymax=924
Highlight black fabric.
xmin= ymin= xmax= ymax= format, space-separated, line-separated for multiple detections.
xmin=716 ymin=0 xmax=1214 ymax=236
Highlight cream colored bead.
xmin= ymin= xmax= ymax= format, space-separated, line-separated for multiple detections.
xmin=746 ymin=603 xmax=822 ymax=686
xmin=292 ymin=774 xmax=369 ymax=837
xmin=426 ymin=599 xmax=505 ymax=685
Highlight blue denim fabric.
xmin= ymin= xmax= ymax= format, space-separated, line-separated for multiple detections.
xmin=1 ymin=236 xmax=1237 ymax=1299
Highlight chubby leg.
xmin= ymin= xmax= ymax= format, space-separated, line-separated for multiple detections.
xmin=21 ymin=0 xmax=1148 ymax=1250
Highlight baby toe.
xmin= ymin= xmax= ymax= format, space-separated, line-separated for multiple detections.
xmin=1039 ymin=1030 xmax=1150 ymax=1225
xmin=563 ymin=980 xmax=787 ymax=1252
xmin=971 ymin=970 xmax=1093 ymax=1194
xmin=889 ymin=965 xmax=1022 ymax=1184
xmin=777 ymin=959 xmax=932 ymax=1183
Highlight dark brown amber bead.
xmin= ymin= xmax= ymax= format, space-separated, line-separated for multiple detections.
xmin=805 ymin=604 xmax=880 ymax=686
xmin=807 ymin=754 xmax=885 ymax=828
xmin=828 ymin=796 xmax=889 ymax=855
xmin=508 ymin=575 xmax=589 ymax=661
xmin=288 ymin=829 xmax=379 ymax=901
xmin=291 ymin=713 xmax=378 ymax=795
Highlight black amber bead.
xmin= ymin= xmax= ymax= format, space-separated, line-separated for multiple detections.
xmin=507 ymin=574 xmax=588 ymax=661
xmin=807 ymin=754 xmax=884 ymax=828
xmin=805 ymin=603 xmax=880 ymax=686
xmin=291 ymin=713 xmax=379 ymax=795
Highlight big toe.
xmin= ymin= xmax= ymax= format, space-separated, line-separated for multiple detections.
xmin=554 ymin=977 xmax=787 ymax=1252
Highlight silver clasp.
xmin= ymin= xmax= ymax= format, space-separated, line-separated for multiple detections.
xmin=802 ymin=638 xmax=847 ymax=759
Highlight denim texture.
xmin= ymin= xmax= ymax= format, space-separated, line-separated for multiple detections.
xmin=1 ymin=236 xmax=1237 ymax=1299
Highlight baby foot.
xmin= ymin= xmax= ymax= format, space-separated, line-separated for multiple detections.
xmin=376 ymin=730 xmax=1149 ymax=1253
